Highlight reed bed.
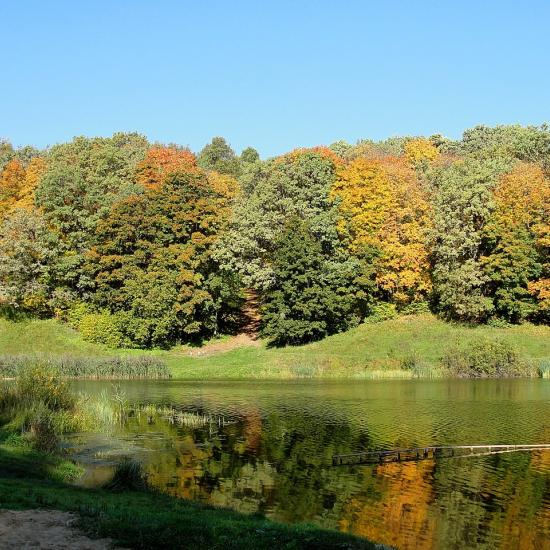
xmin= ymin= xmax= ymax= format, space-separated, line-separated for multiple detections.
xmin=128 ymin=403 xmax=234 ymax=428
xmin=538 ymin=359 xmax=550 ymax=379
xmin=0 ymin=354 xmax=170 ymax=380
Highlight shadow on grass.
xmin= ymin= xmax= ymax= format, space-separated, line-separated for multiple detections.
xmin=0 ymin=442 xmax=378 ymax=550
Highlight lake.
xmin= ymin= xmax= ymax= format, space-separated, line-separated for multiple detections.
xmin=69 ymin=379 xmax=550 ymax=549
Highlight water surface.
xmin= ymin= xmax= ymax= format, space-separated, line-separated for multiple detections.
xmin=70 ymin=379 xmax=550 ymax=550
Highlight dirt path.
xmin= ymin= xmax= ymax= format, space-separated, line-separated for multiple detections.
xmin=180 ymin=289 xmax=262 ymax=357
xmin=0 ymin=509 xmax=121 ymax=549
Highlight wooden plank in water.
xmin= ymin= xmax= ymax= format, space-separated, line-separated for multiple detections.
xmin=332 ymin=444 xmax=550 ymax=466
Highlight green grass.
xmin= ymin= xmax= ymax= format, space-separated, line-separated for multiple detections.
xmin=166 ymin=314 xmax=550 ymax=379
xmin=0 ymin=318 xmax=105 ymax=356
xmin=0 ymin=440 xmax=375 ymax=549
xmin=2 ymin=315 xmax=550 ymax=379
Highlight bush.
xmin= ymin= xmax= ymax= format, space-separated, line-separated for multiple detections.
xmin=364 ymin=302 xmax=397 ymax=323
xmin=26 ymin=407 xmax=60 ymax=453
xmin=441 ymin=338 xmax=535 ymax=378
xmin=0 ymin=365 xmax=78 ymax=452
xmin=400 ymin=352 xmax=419 ymax=370
xmin=486 ymin=317 xmax=513 ymax=328
xmin=400 ymin=301 xmax=431 ymax=316
xmin=78 ymin=312 xmax=130 ymax=348
xmin=66 ymin=301 xmax=94 ymax=329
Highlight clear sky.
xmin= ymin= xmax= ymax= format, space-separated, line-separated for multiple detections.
xmin=2 ymin=1 xmax=550 ymax=157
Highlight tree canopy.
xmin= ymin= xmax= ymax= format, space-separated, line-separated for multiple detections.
xmin=1 ymin=125 xmax=549 ymax=348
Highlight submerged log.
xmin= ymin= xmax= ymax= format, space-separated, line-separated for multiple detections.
xmin=332 ymin=444 xmax=550 ymax=466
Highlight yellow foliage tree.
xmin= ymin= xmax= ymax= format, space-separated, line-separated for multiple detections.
xmin=482 ymin=162 xmax=550 ymax=319
xmin=13 ymin=157 xmax=46 ymax=210
xmin=332 ymin=157 xmax=432 ymax=305
xmin=331 ymin=158 xmax=395 ymax=254
xmin=206 ymin=170 xmax=240 ymax=201
xmin=376 ymin=157 xmax=432 ymax=304
xmin=404 ymin=138 xmax=439 ymax=165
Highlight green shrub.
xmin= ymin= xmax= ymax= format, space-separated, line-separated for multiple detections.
xmin=400 ymin=301 xmax=431 ymax=315
xmin=16 ymin=364 xmax=75 ymax=411
xmin=66 ymin=302 xmax=94 ymax=329
xmin=26 ymin=407 xmax=60 ymax=453
xmin=486 ymin=317 xmax=513 ymax=328
xmin=441 ymin=338 xmax=535 ymax=378
xmin=400 ymin=352 xmax=419 ymax=370
xmin=0 ymin=365 xmax=79 ymax=452
xmin=78 ymin=312 xmax=130 ymax=348
xmin=364 ymin=302 xmax=398 ymax=323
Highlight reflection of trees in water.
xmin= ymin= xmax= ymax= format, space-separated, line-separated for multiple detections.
xmin=336 ymin=453 xmax=548 ymax=550
xmin=258 ymin=412 xmax=371 ymax=525
xmin=138 ymin=409 xmax=372 ymax=524
xmin=339 ymin=460 xmax=436 ymax=550
xmin=124 ymin=404 xmax=549 ymax=549
xmin=430 ymin=454 xmax=547 ymax=549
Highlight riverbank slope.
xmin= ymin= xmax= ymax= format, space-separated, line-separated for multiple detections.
xmin=2 ymin=315 xmax=550 ymax=379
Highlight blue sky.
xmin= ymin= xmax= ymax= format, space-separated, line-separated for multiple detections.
xmin=2 ymin=1 xmax=549 ymax=157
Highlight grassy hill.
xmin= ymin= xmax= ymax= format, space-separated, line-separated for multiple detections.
xmin=2 ymin=315 xmax=550 ymax=379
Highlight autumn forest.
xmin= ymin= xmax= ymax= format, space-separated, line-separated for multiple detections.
xmin=1 ymin=124 xmax=550 ymax=349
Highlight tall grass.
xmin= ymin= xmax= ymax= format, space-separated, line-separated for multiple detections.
xmin=538 ymin=359 xmax=550 ymax=379
xmin=0 ymin=365 xmax=155 ymax=453
xmin=0 ymin=365 xmax=83 ymax=451
xmin=103 ymin=458 xmax=148 ymax=492
xmin=0 ymin=354 xmax=169 ymax=379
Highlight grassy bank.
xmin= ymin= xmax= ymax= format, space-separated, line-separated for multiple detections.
xmin=2 ymin=315 xmax=550 ymax=379
xmin=0 ymin=438 xmax=376 ymax=550
xmin=169 ymin=315 xmax=550 ymax=379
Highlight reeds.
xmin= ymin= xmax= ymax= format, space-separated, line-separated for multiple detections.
xmin=538 ymin=359 xmax=550 ymax=379
xmin=102 ymin=458 xmax=148 ymax=492
xmin=0 ymin=353 xmax=170 ymax=380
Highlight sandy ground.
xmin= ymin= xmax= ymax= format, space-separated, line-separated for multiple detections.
xmin=0 ymin=509 xmax=120 ymax=549
xmin=182 ymin=333 xmax=261 ymax=357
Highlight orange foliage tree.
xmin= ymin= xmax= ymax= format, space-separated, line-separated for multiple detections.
xmin=0 ymin=157 xmax=46 ymax=219
xmin=135 ymin=146 xmax=198 ymax=189
xmin=0 ymin=159 xmax=26 ymax=218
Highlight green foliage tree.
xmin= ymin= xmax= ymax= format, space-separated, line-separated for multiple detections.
xmin=0 ymin=209 xmax=59 ymax=315
xmin=197 ymin=137 xmax=241 ymax=177
xmin=429 ymin=158 xmax=508 ymax=322
xmin=89 ymin=169 xmax=240 ymax=347
xmin=240 ymin=146 xmax=260 ymax=164
xmin=35 ymin=133 xmax=149 ymax=296
xmin=0 ymin=140 xmax=14 ymax=173
xmin=215 ymin=149 xmax=341 ymax=290
xmin=460 ymin=124 xmax=550 ymax=169
xmin=260 ymin=219 xmax=369 ymax=346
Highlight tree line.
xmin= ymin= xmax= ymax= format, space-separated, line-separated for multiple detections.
xmin=0 ymin=125 xmax=549 ymax=347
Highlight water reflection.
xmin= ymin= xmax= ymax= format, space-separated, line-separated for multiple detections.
xmin=69 ymin=379 xmax=550 ymax=549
